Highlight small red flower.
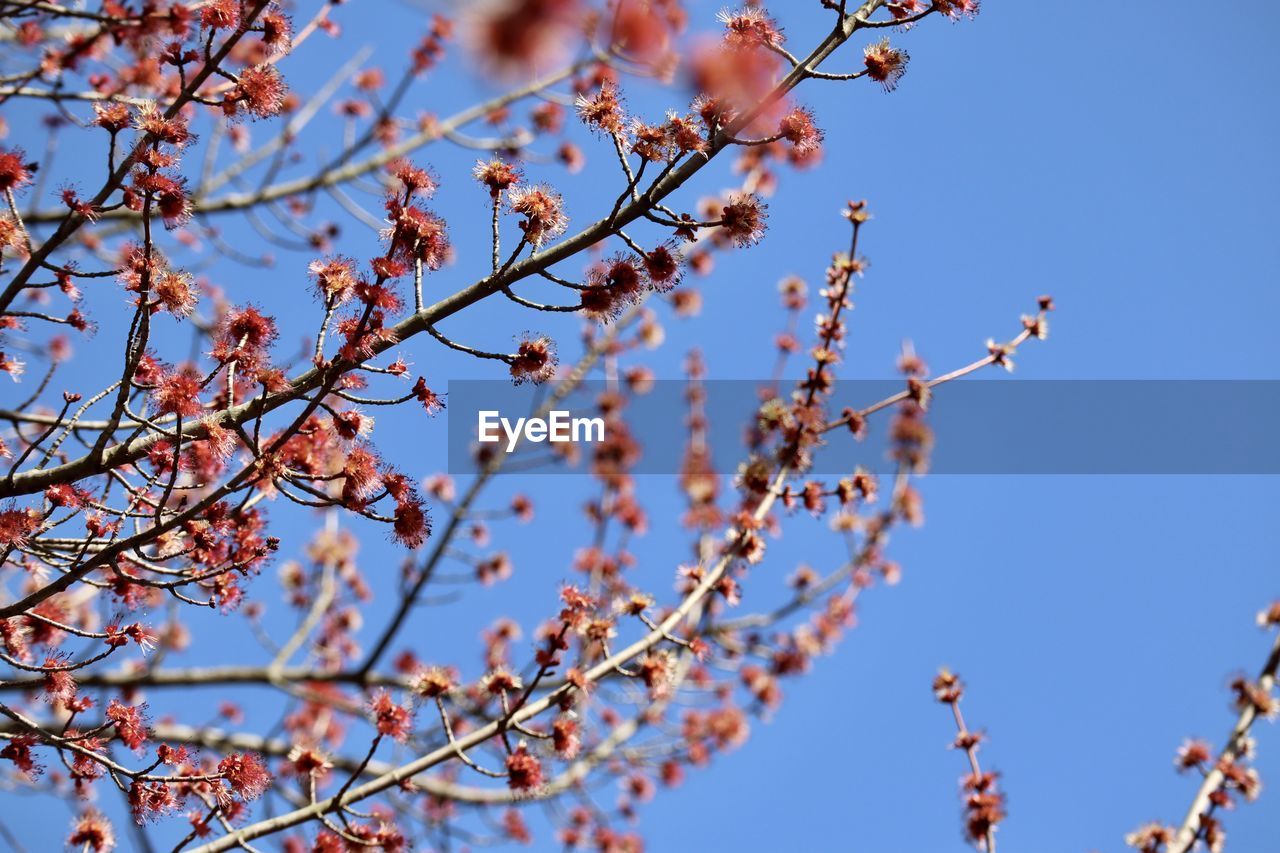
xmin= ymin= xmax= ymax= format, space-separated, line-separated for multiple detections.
xmin=152 ymin=369 xmax=203 ymax=418
xmin=0 ymin=147 xmax=35 ymax=193
xmin=474 ymin=159 xmax=521 ymax=198
xmin=412 ymin=377 xmax=445 ymax=414
xmin=370 ymin=691 xmax=413 ymax=741
xmin=506 ymin=744 xmax=544 ymax=791
xmin=67 ymin=809 xmax=115 ymax=852
xmin=864 ymin=39 xmax=910 ymax=92
xmin=507 ymin=185 xmax=568 ymax=247
xmin=218 ymin=752 xmax=271 ymax=801
xmin=718 ymin=193 xmax=769 ymax=247
xmin=106 ymin=699 xmax=149 ymax=751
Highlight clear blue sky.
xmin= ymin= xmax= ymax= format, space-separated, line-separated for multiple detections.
xmin=4 ymin=2 xmax=1280 ymax=851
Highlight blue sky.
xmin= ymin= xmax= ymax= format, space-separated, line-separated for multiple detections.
xmin=3 ymin=1 xmax=1280 ymax=850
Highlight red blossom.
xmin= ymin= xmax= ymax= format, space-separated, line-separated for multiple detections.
xmin=369 ymin=691 xmax=413 ymax=741
xmin=106 ymin=699 xmax=149 ymax=751
xmin=152 ymin=369 xmax=203 ymax=418
xmin=506 ymin=744 xmax=544 ymax=791
xmin=128 ymin=780 xmax=178 ymax=824
xmin=218 ymin=752 xmax=272 ymax=801
xmin=864 ymin=39 xmax=910 ymax=92
xmin=0 ymin=147 xmax=35 ymax=193
xmin=0 ymin=735 xmax=42 ymax=779
xmin=507 ymin=185 xmax=568 ymax=247
xmin=509 ymin=334 xmax=557 ymax=385
xmin=67 ymin=809 xmax=115 ymax=852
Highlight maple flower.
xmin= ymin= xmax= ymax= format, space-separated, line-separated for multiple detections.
xmin=370 ymin=691 xmax=413 ymax=741
xmin=864 ymin=39 xmax=910 ymax=92
xmin=777 ymin=106 xmax=823 ymax=155
xmin=0 ymin=147 xmax=34 ymax=193
xmin=0 ymin=351 xmax=24 ymax=382
xmin=151 ymin=369 xmax=204 ymax=418
xmin=717 ymin=8 xmax=783 ymax=49
xmin=201 ymin=0 xmax=240 ymax=31
xmin=106 ymin=699 xmax=149 ymax=751
xmin=67 ymin=809 xmax=116 ymax=852
xmin=718 ymin=193 xmax=769 ymax=247
xmin=509 ymin=334 xmax=557 ymax=385
xmin=153 ymin=269 xmax=198 ymax=317
xmin=43 ymin=655 xmax=77 ymax=705
xmin=473 ymin=158 xmax=521 ymax=198
xmin=393 ymin=493 xmax=430 ymax=548
xmin=643 ymin=244 xmax=683 ymax=292
xmin=552 ymin=716 xmax=581 ymax=759
xmin=507 ymin=185 xmax=568 ymax=247
xmin=308 ymin=255 xmax=359 ymax=304
xmin=1125 ymin=823 xmax=1173 ymax=853
xmin=412 ymin=377 xmax=445 ymax=414
xmin=128 ymin=780 xmax=178 ymax=823
xmin=0 ymin=735 xmax=41 ymax=779
xmin=211 ymin=306 xmax=278 ymax=373
xmin=233 ymin=65 xmax=288 ymax=119
xmin=389 ymin=159 xmax=437 ymax=197
xmin=935 ymin=0 xmax=981 ymax=20
xmin=261 ymin=11 xmax=294 ymax=53
xmin=414 ymin=666 xmax=455 ymax=698
xmin=576 ymin=82 xmax=625 ymax=135
xmin=218 ymin=752 xmax=271 ymax=800
xmin=506 ymin=743 xmax=544 ymax=791
xmin=1174 ymin=738 xmax=1212 ymax=773
xmin=92 ymin=102 xmax=132 ymax=133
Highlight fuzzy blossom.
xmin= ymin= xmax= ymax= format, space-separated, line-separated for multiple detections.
xmin=153 ymin=269 xmax=198 ymax=317
xmin=67 ymin=809 xmax=116 ymax=852
xmin=864 ymin=39 xmax=910 ymax=92
xmin=643 ymin=241 xmax=685 ymax=292
xmin=229 ymin=64 xmax=288 ymax=119
xmin=551 ymin=716 xmax=580 ymax=759
xmin=211 ymin=306 xmax=278 ymax=373
xmin=718 ymin=193 xmax=769 ymax=247
xmin=1174 ymin=738 xmax=1213 ymax=773
xmin=505 ymin=743 xmax=544 ymax=791
xmin=384 ymin=471 xmax=431 ymax=548
xmin=151 ymin=369 xmax=204 ymax=418
xmin=0 ymin=505 xmax=40 ymax=547
xmin=1125 ymin=823 xmax=1173 ymax=853
xmin=92 ymin=102 xmax=132 ymax=133
xmin=128 ymin=780 xmax=177 ymax=824
xmin=218 ymin=752 xmax=271 ymax=801
xmin=389 ymin=159 xmax=437 ymax=197
xmin=105 ymin=699 xmax=149 ymax=751
xmin=414 ymin=665 xmax=455 ymax=698
xmin=888 ymin=0 xmax=929 ymax=20
xmin=0 ymin=351 xmax=24 ymax=382
xmin=777 ymin=105 xmax=823 ymax=155
xmin=308 ymin=255 xmax=359 ymax=304
xmin=412 ymin=377 xmax=445 ymax=414
xmin=473 ymin=158 xmax=520 ymax=198
xmin=935 ymin=0 xmax=981 ymax=20
xmin=370 ymin=691 xmax=413 ymax=741
xmin=507 ymin=184 xmax=568 ymax=247
xmin=0 ymin=735 xmax=41 ymax=779
xmin=717 ymin=8 xmax=783 ymax=49
xmin=509 ymin=334 xmax=557 ymax=385
xmin=0 ymin=146 xmax=34 ymax=193
xmin=575 ymin=82 xmax=625 ymax=135
xmin=201 ymin=0 xmax=240 ymax=30
xmin=385 ymin=200 xmax=451 ymax=269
